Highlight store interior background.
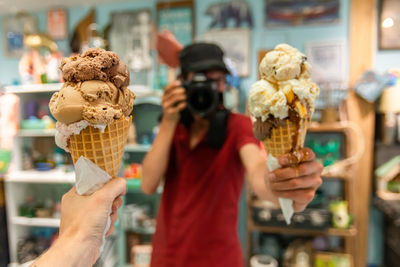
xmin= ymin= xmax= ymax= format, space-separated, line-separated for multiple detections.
xmin=1 ymin=0 xmax=399 ymax=266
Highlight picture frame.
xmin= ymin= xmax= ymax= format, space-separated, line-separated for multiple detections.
xmin=203 ymin=28 xmax=250 ymax=77
xmin=305 ymin=40 xmax=348 ymax=85
xmin=156 ymin=1 xmax=194 ymax=88
xmin=265 ymin=0 xmax=340 ymax=27
xmin=379 ymin=0 xmax=400 ymax=50
xmin=2 ymin=13 xmax=37 ymax=58
xmin=109 ymin=9 xmax=152 ymax=71
xmin=47 ymin=9 xmax=68 ymax=40
xmin=156 ymin=0 xmax=195 ymax=46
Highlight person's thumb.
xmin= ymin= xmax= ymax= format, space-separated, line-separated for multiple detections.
xmin=95 ymin=177 xmax=127 ymax=203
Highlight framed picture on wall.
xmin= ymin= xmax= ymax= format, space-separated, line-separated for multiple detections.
xmin=265 ymin=0 xmax=340 ymax=27
xmin=47 ymin=9 xmax=68 ymax=40
xmin=156 ymin=0 xmax=194 ymax=46
xmin=305 ymin=40 xmax=347 ymax=85
xmin=2 ymin=13 xmax=37 ymax=58
xmin=109 ymin=9 xmax=152 ymax=71
xmin=156 ymin=1 xmax=194 ymax=88
xmin=203 ymin=29 xmax=250 ymax=77
xmin=379 ymin=0 xmax=400 ymax=50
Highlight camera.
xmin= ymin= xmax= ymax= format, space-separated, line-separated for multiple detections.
xmin=182 ymin=73 xmax=219 ymax=117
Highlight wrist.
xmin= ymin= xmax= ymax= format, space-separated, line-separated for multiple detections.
xmin=34 ymin=232 xmax=98 ymax=267
xmin=160 ymin=116 xmax=179 ymax=129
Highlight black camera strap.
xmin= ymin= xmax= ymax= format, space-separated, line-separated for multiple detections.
xmin=206 ymin=108 xmax=230 ymax=149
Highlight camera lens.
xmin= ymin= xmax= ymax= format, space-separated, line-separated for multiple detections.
xmin=184 ymin=73 xmax=219 ymax=117
xmin=189 ymin=89 xmax=213 ymax=111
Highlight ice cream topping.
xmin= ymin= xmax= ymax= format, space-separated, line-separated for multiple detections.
xmin=49 ymin=48 xmax=135 ymax=125
xmin=248 ymin=44 xmax=319 ymax=140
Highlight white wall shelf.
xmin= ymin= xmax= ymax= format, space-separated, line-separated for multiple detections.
xmin=4 ymin=83 xmax=63 ymax=94
xmin=125 ymin=144 xmax=151 ymax=153
xmin=11 ymin=216 xmax=60 ymax=228
xmin=5 ymin=169 xmax=75 ymax=184
xmin=17 ymin=129 xmax=56 ymax=137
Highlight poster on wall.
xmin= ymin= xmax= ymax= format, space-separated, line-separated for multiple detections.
xmin=265 ymin=0 xmax=340 ymax=27
xmin=156 ymin=1 xmax=194 ymax=88
xmin=47 ymin=9 xmax=67 ymax=40
xmin=306 ymin=40 xmax=348 ymax=109
xmin=203 ymin=29 xmax=250 ymax=77
xmin=379 ymin=0 xmax=400 ymax=50
xmin=109 ymin=10 xmax=152 ymax=72
xmin=2 ymin=13 xmax=37 ymax=58
xmin=157 ymin=0 xmax=194 ymax=46
xmin=205 ymin=1 xmax=253 ymax=29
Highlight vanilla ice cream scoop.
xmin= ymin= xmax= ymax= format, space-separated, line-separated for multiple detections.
xmin=248 ymin=80 xmax=288 ymax=121
xmin=249 ymin=44 xmax=319 ymax=123
xmin=259 ymin=44 xmax=311 ymax=83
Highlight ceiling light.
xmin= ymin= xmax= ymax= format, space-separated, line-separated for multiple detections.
xmin=382 ymin=17 xmax=394 ymax=28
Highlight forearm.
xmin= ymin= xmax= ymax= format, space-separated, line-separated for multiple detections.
xmin=32 ymin=234 xmax=96 ymax=267
xmin=141 ymin=118 xmax=177 ymax=194
xmin=247 ymin=161 xmax=278 ymax=204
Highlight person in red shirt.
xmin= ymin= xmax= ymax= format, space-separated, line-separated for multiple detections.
xmin=141 ymin=43 xmax=323 ymax=267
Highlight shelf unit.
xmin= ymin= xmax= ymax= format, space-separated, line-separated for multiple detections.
xmin=125 ymin=144 xmax=152 ymax=153
xmin=17 ymin=129 xmax=56 ymax=137
xmin=246 ymin=121 xmax=358 ymax=265
xmin=11 ymin=216 xmax=60 ymax=228
xmin=3 ymin=83 xmax=163 ymax=266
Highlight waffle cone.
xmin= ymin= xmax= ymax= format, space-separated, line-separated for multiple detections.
xmin=69 ymin=116 xmax=132 ymax=177
xmin=263 ymin=119 xmax=308 ymax=158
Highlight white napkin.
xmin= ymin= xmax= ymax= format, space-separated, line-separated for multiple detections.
xmin=267 ymin=153 xmax=294 ymax=225
xmin=75 ymin=156 xmax=112 ymax=252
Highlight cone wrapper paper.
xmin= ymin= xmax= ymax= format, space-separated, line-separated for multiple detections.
xmin=267 ymin=153 xmax=293 ymax=225
xmin=75 ymin=156 xmax=112 ymax=252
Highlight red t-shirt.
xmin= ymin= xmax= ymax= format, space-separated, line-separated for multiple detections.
xmin=150 ymin=113 xmax=259 ymax=267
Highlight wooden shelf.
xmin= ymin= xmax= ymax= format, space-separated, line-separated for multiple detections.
xmin=308 ymin=121 xmax=353 ymax=133
xmin=321 ymin=172 xmax=350 ymax=180
xmin=4 ymin=83 xmax=62 ymax=93
xmin=249 ymin=224 xmax=357 ymax=237
xmin=5 ymin=169 xmax=75 ymax=184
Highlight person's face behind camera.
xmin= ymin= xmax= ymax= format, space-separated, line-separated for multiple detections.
xmin=185 ymin=69 xmax=227 ymax=121
xmin=186 ymin=69 xmax=227 ymax=93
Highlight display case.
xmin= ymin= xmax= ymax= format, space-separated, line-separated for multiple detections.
xmin=246 ymin=122 xmax=361 ymax=266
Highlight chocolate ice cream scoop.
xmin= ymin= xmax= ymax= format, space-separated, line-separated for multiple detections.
xmin=60 ymin=48 xmax=130 ymax=88
xmin=50 ymin=48 xmax=135 ymax=125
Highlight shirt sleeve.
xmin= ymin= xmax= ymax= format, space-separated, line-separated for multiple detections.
xmin=233 ymin=114 xmax=260 ymax=152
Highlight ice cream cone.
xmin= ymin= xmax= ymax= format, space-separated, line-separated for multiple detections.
xmin=263 ymin=119 xmax=308 ymax=158
xmin=69 ymin=116 xmax=132 ymax=177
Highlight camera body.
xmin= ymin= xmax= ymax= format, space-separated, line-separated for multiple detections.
xmin=182 ymin=73 xmax=219 ymax=117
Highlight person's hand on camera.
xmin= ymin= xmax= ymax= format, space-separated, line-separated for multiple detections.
xmin=265 ymin=148 xmax=323 ymax=212
xmin=33 ymin=178 xmax=126 ymax=267
xmin=162 ymin=81 xmax=187 ymax=122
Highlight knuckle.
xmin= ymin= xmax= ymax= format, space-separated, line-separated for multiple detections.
xmin=306 ymin=191 xmax=315 ymax=202
xmin=317 ymin=163 xmax=324 ymax=173
xmin=290 ymin=179 xmax=299 ymax=188
xmin=316 ymin=176 xmax=323 ymax=187
xmin=298 ymin=164 xmax=306 ymax=175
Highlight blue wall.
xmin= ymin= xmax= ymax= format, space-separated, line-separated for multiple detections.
xmin=375 ymin=50 xmax=400 ymax=73
xmin=0 ymin=0 xmax=351 ymax=89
